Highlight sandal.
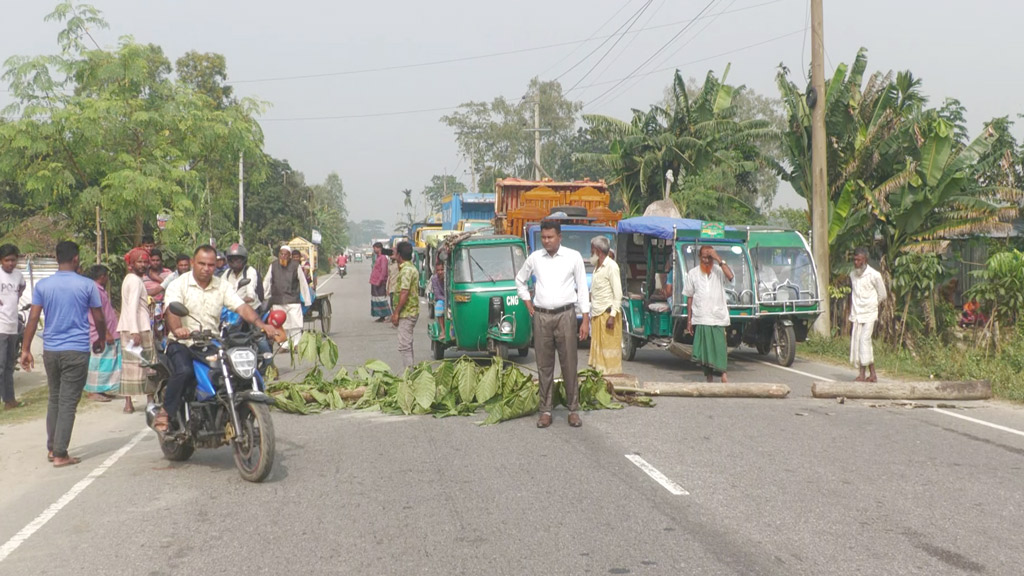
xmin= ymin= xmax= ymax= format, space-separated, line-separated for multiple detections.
xmin=88 ymin=393 xmax=112 ymax=403
xmin=4 ymin=401 xmax=26 ymax=410
xmin=47 ymin=451 xmax=54 ymax=463
xmin=53 ymin=456 xmax=81 ymax=468
xmin=153 ymin=409 xmax=170 ymax=433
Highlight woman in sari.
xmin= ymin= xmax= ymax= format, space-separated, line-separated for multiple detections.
xmin=369 ymin=242 xmax=390 ymax=322
xmin=118 ymin=247 xmax=153 ymax=414
xmin=85 ymin=265 xmax=122 ymax=402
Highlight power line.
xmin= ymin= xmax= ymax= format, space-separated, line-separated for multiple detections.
xmin=555 ymin=0 xmax=653 ymax=84
xmin=588 ymin=0 xmax=739 ymax=108
xmin=538 ymin=0 xmax=640 ymax=79
xmin=227 ymin=0 xmax=790 ymax=85
xmin=586 ymin=0 xmax=671 ymax=87
xmin=563 ymin=0 xmax=655 ymax=93
xmin=255 ymin=29 xmax=805 ymax=123
xmin=583 ymin=0 xmax=723 ymax=109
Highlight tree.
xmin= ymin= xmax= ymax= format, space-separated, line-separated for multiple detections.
xmin=421 ymin=174 xmax=467 ymax=214
xmin=582 ymin=68 xmax=778 ymax=219
xmin=441 ymin=78 xmax=584 ymax=191
xmin=175 ymin=51 xmax=233 ymax=108
xmin=0 ymin=2 xmax=265 ymax=256
xmin=348 ymin=219 xmax=387 ymax=245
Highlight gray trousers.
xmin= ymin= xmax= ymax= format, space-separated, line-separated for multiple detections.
xmin=397 ymin=315 xmax=418 ymax=370
xmin=43 ymin=350 xmax=89 ymax=458
xmin=533 ymin=308 xmax=579 ymax=413
xmin=0 ymin=333 xmax=17 ymax=403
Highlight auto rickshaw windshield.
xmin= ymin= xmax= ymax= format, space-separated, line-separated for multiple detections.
xmin=752 ymin=246 xmax=817 ymax=300
xmin=530 ymin=229 xmax=614 ymax=271
xmin=679 ymin=243 xmax=754 ymax=305
xmin=453 ymin=244 xmax=527 ymax=283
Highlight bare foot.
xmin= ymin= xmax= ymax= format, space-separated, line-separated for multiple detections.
xmin=720 ymin=373 xmax=728 ymax=383
xmin=123 ymin=397 xmax=135 ymax=414
xmin=854 ymin=376 xmax=866 ymax=382
xmin=705 ymin=374 xmax=713 ymax=383
xmin=866 ymin=376 xmax=877 ymax=383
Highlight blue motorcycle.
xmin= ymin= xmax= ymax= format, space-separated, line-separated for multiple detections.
xmin=145 ymin=300 xmax=277 ymax=483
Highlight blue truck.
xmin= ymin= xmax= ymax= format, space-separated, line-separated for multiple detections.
xmin=441 ymin=193 xmax=496 ymax=231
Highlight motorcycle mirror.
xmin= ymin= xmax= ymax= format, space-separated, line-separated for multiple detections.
xmin=167 ymin=302 xmax=190 ymax=317
xmin=237 ymin=278 xmax=252 ymax=288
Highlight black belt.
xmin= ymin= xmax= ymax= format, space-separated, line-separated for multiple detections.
xmin=534 ymin=303 xmax=574 ymax=314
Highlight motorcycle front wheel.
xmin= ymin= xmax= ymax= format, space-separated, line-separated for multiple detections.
xmin=233 ymin=402 xmax=276 ymax=483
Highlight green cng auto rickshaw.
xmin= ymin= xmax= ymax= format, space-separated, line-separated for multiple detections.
xmin=737 ymin=227 xmax=821 ymax=366
xmin=617 ymin=216 xmax=757 ymax=361
xmin=427 ymin=234 xmax=532 ymax=360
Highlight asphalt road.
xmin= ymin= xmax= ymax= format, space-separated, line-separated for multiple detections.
xmin=1 ymin=261 xmax=1023 ymax=575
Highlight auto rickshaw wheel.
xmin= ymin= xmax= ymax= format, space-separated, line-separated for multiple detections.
xmin=517 ymin=347 xmax=529 ymax=358
xmin=621 ymin=317 xmax=637 ymax=361
xmin=493 ymin=341 xmax=509 ymax=361
xmin=776 ymin=324 xmax=796 ymax=367
xmin=431 ymin=339 xmax=445 ymax=360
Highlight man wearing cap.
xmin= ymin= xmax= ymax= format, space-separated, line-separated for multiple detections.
xmin=515 ymin=220 xmax=590 ymax=429
xmin=263 ymin=245 xmax=311 ymax=348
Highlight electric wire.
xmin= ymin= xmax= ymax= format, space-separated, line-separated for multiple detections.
xmin=562 ymin=0 xmax=655 ymax=93
xmin=538 ymin=0 xmax=640 ymax=79
xmin=582 ymin=0 xmax=722 ymax=109
xmin=227 ymin=0 xmax=789 ymax=85
xmin=256 ymin=28 xmax=805 ymax=122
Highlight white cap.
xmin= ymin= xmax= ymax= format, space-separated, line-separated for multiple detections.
xmin=280 ymin=245 xmax=292 ymax=253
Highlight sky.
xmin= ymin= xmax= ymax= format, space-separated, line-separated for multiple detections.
xmin=2 ymin=0 xmax=1023 ymax=229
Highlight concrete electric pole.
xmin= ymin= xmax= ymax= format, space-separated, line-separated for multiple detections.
xmin=238 ymin=151 xmax=245 ymax=245
xmin=810 ymin=0 xmax=831 ymax=336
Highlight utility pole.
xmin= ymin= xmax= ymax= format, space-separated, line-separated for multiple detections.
xmin=522 ymin=96 xmax=550 ymax=181
xmin=238 ymin=151 xmax=245 ymax=245
xmin=810 ymin=0 xmax=831 ymax=336
xmin=95 ymin=205 xmax=101 ymax=262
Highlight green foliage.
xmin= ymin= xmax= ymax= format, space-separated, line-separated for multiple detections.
xmin=268 ymin=357 xmax=644 ymax=424
xmin=966 ymin=250 xmax=1024 ymax=326
xmin=421 ymin=174 xmax=467 ymax=214
xmin=582 ymin=68 xmax=779 ymax=217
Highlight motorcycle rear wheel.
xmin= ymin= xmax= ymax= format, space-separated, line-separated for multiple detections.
xmin=233 ymin=402 xmax=276 ymax=483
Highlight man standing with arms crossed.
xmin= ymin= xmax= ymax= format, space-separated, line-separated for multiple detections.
xmin=684 ymin=245 xmax=734 ymax=383
xmin=515 ymin=220 xmax=590 ymax=429
xmin=20 ymin=241 xmax=106 ymax=467
xmin=849 ymin=247 xmax=887 ymax=382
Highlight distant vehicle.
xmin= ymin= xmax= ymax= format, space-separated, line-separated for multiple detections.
xmin=442 ymin=193 xmax=496 ymax=230
xmin=353 ymin=253 xmax=363 ymax=263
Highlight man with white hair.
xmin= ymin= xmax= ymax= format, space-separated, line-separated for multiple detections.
xmin=587 ymin=235 xmax=622 ymax=374
xmin=849 ymin=247 xmax=887 ymax=382
xmin=263 ymin=245 xmax=311 ymax=348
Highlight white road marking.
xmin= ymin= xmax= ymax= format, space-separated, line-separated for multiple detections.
xmin=0 ymin=428 xmax=150 ymax=563
xmin=318 ymin=272 xmax=337 ymax=287
xmin=625 ymin=454 xmax=689 ymax=496
xmin=754 ymin=360 xmax=835 ymax=382
xmin=932 ymin=408 xmax=1024 ymax=439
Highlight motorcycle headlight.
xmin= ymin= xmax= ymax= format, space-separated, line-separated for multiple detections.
xmin=499 ymin=320 xmax=513 ymax=334
xmin=227 ymin=348 xmax=257 ymax=379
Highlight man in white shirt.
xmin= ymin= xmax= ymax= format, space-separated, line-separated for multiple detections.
xmin=160 ymin=254 xmax=192 ymax=290
xmin=683 ymin=245 xmax=734 ymax=383
xmin=515 ymin=220 xmax=590 ymax=429
xmin=223 ymin=243 xmax=261 ymax=308
xmin=849 ymin=247 xmax=887 ymax=382
xmin=154 ymin=245 xmax=277 ymax=433
xmin=0 ymin=244 xmax=26 ymax=409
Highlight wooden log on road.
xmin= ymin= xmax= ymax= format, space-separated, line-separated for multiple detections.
xmin=338 ymin=386 xmax=367 ymax=400
xmin=811 ymin=380 xmax=991 ymax=400
xmin=614 ymin=382 xmax=790 ymax=398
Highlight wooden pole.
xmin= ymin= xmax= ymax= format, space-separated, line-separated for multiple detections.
xmin=614 ymin=382 xmax=790 ymax=398
xmin=810 ymin=0 xmax=831 ymax=336
xmin=811 ymin=380 xmax=991 ymax=400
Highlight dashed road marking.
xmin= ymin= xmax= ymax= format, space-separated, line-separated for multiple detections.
xmin=626 ymin=454 xmax=689 ymax=495
xmin=0 ymin=428 xmax=150 ymax=563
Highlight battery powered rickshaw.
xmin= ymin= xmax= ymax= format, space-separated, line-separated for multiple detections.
xmin=737 ymin=227 xmax=821 ymax=366
xmin=617 ymin=216 xmax=757 ymax=361
xmin=427 ymin=233 xmax=532 ymax=360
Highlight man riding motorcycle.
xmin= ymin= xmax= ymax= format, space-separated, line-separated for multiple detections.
xmin=154 ymin=245 xmax=278 ymax=432
xmin=223 ymin=243 xmax=275 ymax=373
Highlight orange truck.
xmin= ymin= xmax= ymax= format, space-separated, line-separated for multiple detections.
xmin=492 ymin=178 xmax=622 ymax=238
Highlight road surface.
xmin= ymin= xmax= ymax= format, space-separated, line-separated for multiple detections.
xmin=1 ymin=261 xmax=1022 ymax=575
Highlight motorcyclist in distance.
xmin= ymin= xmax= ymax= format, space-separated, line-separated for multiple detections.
xmin=154 ymin=245 xmax=278 ymax=432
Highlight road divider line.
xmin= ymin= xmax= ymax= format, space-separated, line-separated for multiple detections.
xmin=0 ymin=428 xmax=150 ymax=563
xmin=755 ymin=360 xmax=835 ymax=382
xmin=625 ymin=454 xmax=689 ymax=496
xmin=932 ymin=408 xmax=1024 ymax=439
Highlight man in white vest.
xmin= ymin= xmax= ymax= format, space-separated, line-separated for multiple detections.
xmin=849 ymin=247 xmax=887 ymax=382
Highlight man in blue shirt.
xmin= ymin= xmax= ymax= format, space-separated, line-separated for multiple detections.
xmin=20 ymin=241 xmax=106 ymax=468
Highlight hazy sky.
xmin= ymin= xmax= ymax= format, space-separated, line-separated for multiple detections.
xmin=3 ymin=0 xmax=1022 ymax=228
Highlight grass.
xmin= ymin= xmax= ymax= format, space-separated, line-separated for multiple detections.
xmin=0 ymin=385 xmax=52 ymax=426
xmin=801 ymin=329 xmax=1024 ymax=403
